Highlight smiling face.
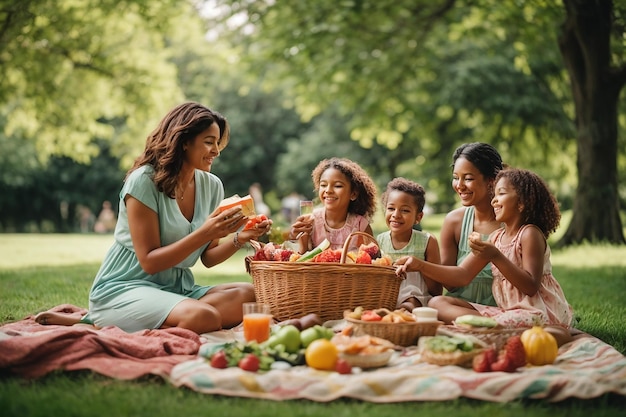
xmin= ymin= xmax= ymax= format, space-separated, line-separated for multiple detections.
xmin=384 ymin=190 xmax=423 ymax=235
xmin=183 ymin=122 xmax=221 ymax=172
xmin=452 ymin=157 xmax=494 ymax=207
xmin=318 ymin=167 xmax=357 ymax=212
xmin=491 ymin=176 xmax=522 ymax=223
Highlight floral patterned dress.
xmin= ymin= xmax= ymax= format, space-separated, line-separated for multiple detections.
xmin=472 ymin=225 xmax=574 ymax=329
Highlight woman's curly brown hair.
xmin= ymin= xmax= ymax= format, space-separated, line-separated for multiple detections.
xmin=311 ymin=157 xmax=378 ymax=220
xmin=125 ymin=102 xmax=230 ymax=198
xmin=495 ymin=168 xmax=561 ymax=237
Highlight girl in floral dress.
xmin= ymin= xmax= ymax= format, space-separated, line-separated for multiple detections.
xmin=395 ymin=168 xmax=574 ymax=346
xmin=288 ymin=157 xmax=377 ymax=252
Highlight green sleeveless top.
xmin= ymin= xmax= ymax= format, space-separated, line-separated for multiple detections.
xmin=445 ymin=206 xmax=498 ymax=306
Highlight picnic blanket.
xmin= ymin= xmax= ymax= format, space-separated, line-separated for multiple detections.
xmin=169 ymin=328 xmax=626 ymax=403
xmin=2 ymin=305 xmax=625 ymax=402
xmin=0 ymin=304 xmax=202 ymax=379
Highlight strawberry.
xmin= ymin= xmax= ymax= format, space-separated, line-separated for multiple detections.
xmin=472 ymin=347 xmax=497 ymax=372
xmin=210 ymin=350 xmax=229 ymax=369
xmin=238 ymin=353 xmax=260 ymax=372
xmin=491 ymin=335 xmax=526 ymax=372
xmin=335 ymin=358 xmax=352 ymax=374
xmin=355 ymin=250 xmax=372 ymax=264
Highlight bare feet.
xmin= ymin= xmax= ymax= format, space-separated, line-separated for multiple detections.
xmin=35 ymin=311 xmax=84 ymax=326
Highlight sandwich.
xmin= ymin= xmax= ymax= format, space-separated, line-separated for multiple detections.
xmin=218 ymin=194 xmax=256 ymax=217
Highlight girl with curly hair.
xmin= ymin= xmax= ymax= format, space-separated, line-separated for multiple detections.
xmin=289 ymin=157 xmax=378 ymax=252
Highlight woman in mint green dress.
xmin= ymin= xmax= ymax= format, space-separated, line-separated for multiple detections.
xmin=430 ymin=142 xmax=503 ymax=309
xmin=36 ymin=103 xmax=271 ymax=334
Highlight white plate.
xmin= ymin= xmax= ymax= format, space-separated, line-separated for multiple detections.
xmin=323 ymin=319 xmax=348 ymax=333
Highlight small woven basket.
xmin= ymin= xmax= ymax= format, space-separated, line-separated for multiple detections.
xmin=436 ymin=325 xmax=529 ymax=350
xmin=340 ymin=350 xmax=393 ymax=369
xmin=246 ymin=232 xmax=403 ymax=322
xmin=417 ymin=336 xmax=484 ymax=367
xmin=345 ymin=314 xmax=442 ymax=347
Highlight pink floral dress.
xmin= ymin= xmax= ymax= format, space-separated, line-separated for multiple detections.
xmin=472 ymin=225 xmax=574 ymax=329
xmin=310 ymin=209 xmax=370 ymax=250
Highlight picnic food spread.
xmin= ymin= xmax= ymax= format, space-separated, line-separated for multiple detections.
xmin=237 ymin=229 xmax=565 ymax=375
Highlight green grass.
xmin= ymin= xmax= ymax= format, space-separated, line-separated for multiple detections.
xmin=1 ymin=233 xmax=625 ymax=416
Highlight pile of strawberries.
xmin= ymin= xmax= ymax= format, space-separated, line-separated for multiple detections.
xmin=473 ymin=335 xmax=527 ymax=373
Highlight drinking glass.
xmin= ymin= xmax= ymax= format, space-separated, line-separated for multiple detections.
xmin=300 ymin=200 xmax=314 ymax=216
xmin=242 ymin=302 xmax=272 ymax=343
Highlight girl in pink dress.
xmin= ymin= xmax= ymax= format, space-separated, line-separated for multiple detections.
xmin=288 ymin=157 xmax=377 ymax=252
xmin=395 ymin=168 xmax=574 ymax=346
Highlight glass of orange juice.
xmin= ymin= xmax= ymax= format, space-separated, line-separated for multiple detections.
xmin=242 ymin=302 xmax=272 ymax=343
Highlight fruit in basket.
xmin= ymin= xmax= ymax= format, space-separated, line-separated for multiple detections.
xmin=520 ymin=326 xmax=558 ymax=365
xmin=296 ymin=239 xmax=331 ymax=262
xmin=305 ymin=339 xmax=338 ymax=370
xmin=359 ymin=241 xmax=381 ymax=259
xmin=355 ymin=250 xmax=372 ymax=264
xmin=312 ymin=248 xmax=342 ymax=263
xmin=361 ymin=310 xmax=383 ymax=321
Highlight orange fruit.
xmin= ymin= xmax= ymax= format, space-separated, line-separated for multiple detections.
xmin=305 ymin=339 xmax=338 ymax=370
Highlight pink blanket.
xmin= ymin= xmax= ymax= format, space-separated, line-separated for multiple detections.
xmin=0 ymin=304 xmax=202 ymax=379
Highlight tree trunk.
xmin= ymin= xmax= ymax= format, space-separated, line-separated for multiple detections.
xmin=557 ymin=0 xmax=625 ymax=246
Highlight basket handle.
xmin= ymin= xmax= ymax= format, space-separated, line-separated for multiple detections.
xmin=339 ymin=231 xmax=379 ymax=264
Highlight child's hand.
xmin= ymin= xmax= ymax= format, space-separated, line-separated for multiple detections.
xmin=289 ymin=214 xmax=314 ymax=240
xmin=468 ymin=238 xmax=498 ymax=260
xmin=394 ymin=256 xmax=422 ymax=275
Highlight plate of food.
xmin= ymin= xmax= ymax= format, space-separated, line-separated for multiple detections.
xmin=418 ymin=334 xmax=487 ymax=367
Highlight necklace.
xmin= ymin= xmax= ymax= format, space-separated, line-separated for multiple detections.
xmin=176 ymin=178 xmax=194 ymax=200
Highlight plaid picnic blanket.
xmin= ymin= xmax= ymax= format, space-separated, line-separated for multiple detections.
xmin=169 ymin=330 xmax=626 ymax=403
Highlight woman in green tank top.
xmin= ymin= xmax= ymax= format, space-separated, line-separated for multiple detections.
xmin=431 ymin=143 xmax=503 ymax=308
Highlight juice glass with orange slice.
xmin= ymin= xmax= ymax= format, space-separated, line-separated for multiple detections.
xmin=242 ymin=302 xmax=272 ymax=343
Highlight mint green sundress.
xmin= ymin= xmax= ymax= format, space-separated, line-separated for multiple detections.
xmin=84 ymin=165 xmax=224 ymax=332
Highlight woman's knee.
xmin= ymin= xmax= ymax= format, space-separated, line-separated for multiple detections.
xmin=168 ymin=301 xmax=222 ymax=334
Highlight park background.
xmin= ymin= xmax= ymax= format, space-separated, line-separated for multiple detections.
xmin=1 ymin=0 xmax=625 ymax=248
xmin=1 ymin=2 xmax=626 ymax=415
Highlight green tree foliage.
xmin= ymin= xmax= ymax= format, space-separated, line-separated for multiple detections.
xmin=0 ymin=0 xmax=185 ymax=164
xmin=204 ymin=0 xmax=625 ymax=244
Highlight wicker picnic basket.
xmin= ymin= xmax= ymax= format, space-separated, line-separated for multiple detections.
xmin=344 ymin=315 xmax=442 ymax=347
xmin=245 ymin=232 xmax=403 ymax=323
xmin=436 ymin=324 xmax=529 ymax=350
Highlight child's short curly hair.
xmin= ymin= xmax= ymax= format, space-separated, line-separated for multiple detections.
xmin=381 ymin=177 xmax=426 ymax=213
xmin=311 ymin=157 xmax=378 ymax=219
xmin=495 ymin=168 xmax=561 ymax=237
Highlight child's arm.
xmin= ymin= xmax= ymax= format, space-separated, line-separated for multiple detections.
xmin=423 ymin=234 xmax=443 ymax=296
xmin=470 ymin=226 xmax=545 ymax=296
xmin=395 ymin=247 xmax=488 ymax=288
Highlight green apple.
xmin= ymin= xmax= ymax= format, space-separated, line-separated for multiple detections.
xmin=299 ymin=327 xmax=319 ymax=348
xmin=313 ymin=325 xmax=334 ymax=340
xmin=275 ymin=325 xmax=301 ymax=353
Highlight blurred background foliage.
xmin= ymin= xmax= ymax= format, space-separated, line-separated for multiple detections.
xmin=0 ymin=0 xmax=624 ymax=245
